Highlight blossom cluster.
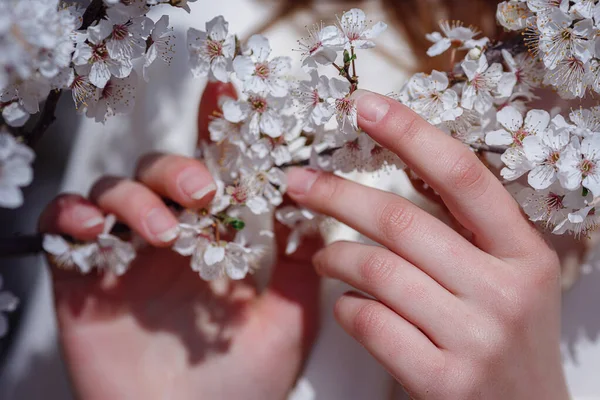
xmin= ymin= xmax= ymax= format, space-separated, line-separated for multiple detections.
xmin=497 ymin=0 xmax=600 ymax=99
xmin=1 ymin=0 xmax=178 ymax=208
xmin=396 ymin=0 xmax=600 ymax=238
xmin=20 ymin=3 xmax=600 ymax=283
xmin=43 ymin=8 xmax=404 ymax=280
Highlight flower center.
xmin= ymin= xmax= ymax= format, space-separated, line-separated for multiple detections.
xmin=513 ymin=128 xmax=530 ymax=145
xmin=254 ymin=62 xmax=270 ymax=79
xmin=112 ymin=24 xmax=129 ymax=41
xmin=227 ymin=184 xmax=248 ymax=204
xmin=547 ymin=151 xmax=561 ymax=165
xmin=335 ymin=97 xmax=354 ymax=117
xmin=546 ymin=192 xmax=564 ymax=211
xmin=561 ymin=29 xmax=572 ymax=41
xmin=91 ymin=44 xmax=109 ymax=62
xmin=309 ymin=41 xmax=322 ymax=54
xmin=249 ymin=95 xmax=268 ymax=113
xmin=205 ymin=39 xmax=223 ymax=59
xmin=581 ymin=159 xmax=595 ymax=176
xmin=311 ymin=89 xmax=320 ymax=106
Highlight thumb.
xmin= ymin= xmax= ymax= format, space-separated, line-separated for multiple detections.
xmin=254 ymin=206 xmax=324 ymax=358
xmin=197 ymin=81 xmax=237 ymax=145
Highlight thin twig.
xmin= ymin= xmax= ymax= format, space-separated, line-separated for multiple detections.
xmin=0 ymin=234 xmax=44 ymax=257
xmin=26 ymin=90 xmax=63 ymax=148
xmin=469 ymin=142 xmax=507 ymax=154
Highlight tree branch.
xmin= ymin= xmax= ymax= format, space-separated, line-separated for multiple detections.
xmin=26 ymin=90 xmax=63 ymax=147
xmin=0 ymin=234 xmax=44 ymax=258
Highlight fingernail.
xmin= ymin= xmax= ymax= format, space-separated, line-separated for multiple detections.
xmin=145 ymin=208 xmax=179 ymax=242
xmin=286 ymin=167 xmax=320 ymax=195
xmin=177 ymin=168 xmax=216 ymax=200
xmin=73 ymin=207 xmax=104 ymax=229
xmin=351 ymin=89 xmax=390 ymax=123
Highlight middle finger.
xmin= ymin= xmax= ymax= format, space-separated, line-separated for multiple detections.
xmin=286 ymin=168 xmax=485 ymax=294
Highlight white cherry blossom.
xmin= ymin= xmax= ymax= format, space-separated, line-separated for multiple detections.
xmin=518 ymin=184 xmax=577 ymax=228
xmin=72 ymin=32 xmax=132 ymax=89
xmin=557 ymin=134 xmax=600 ymax=196
xmin=461 ymin=56 xmax=507 ymax=114
xmin=222 ymin=95 xmax=285 ymax=141
xmin=89 ymin=5 xmax=152 ymax=64
xmin=538 ymin=8 xmax=594 ymax=69
xmin=328 ymin=77 xmax=357 ymax=135
xmin=522 ymin=125 xmax=571 ymax=189
xmin=407 ymin=70 xmax=463 ymax=125
xmin=297 ymin=23 xmax=339 ymax=69
xmin=294 ymin=70 xmax=333 ymax=127
xmin=188 ymin=16 xmax=235 ymax=83
xmin=426 ymin=21 xmax=489 ymax=57
xmin=497 ymin=1 xmax=533 ymax=31
xmin=334 ymin=8 xmax=387 ymax=50
xmin=233 ymin=34 xmax=291 ymax=97
xmin=486 ymin=106 xmax=551 ymax=146
xmin=0 ymin=131 xmax=35 ymax=209
xmin=42 ymin=234 xmax=97 ymax=273
xmin=91 ymin=214 xmax=137 ymax=276
xmin=85 ymin=71 xmax=137 ymax=123
xmin=553 ymin=205 xmax=599 ymax=237
xmin=143 ymin=15 xmax=175 ymax=81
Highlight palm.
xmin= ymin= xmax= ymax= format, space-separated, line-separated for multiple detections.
xmin=52 ymin=240 xmax=320 ymax=400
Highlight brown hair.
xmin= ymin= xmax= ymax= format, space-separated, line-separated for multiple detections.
xmin=259 ymin=0 xmax=503 ymax=72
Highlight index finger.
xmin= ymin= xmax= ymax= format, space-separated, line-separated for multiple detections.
xmin=351 ymin=89 xmax=541 ymax=260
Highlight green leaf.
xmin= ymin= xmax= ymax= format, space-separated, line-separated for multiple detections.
xmin=583 ymin=187 xmax=590 ymax=197
xmin=343 ymin=49 xmax=351 ymax=64
xmin=229 ymin=219 xmax=245 ymax=231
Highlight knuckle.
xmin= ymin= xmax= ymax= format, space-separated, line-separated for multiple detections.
xmin=358 ymin=250 xmax=396 ymax=287
xmin=352 ymin=301 xmax=386 ymax=340
xmin=447 ymin=151 xmax=488 ymax=197
xmin=495 ymin=284 xmax=528 ymax=328
xmin=481 ymin=271 xmax=531 ymax=332
xmin=468 ymin=318 xmax=510 ymax=368
xmin=377 ymin=200 xmax=415 ymax=242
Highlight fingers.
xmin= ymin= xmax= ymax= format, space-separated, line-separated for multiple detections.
xmin=286 ymin=168 xmax=481 ymax=294
xmin=197 ymin=81 xmax=237 ymax=144
xmin=135 ymin=153 xmax=216 ymax=208
xmin=351 ymin=90 xmax=542 ymax=259
xmin=89 ymin=176 xmax=179 ymax=247
xmin=314 ymin=241 xmax=464 ymax=347
xmin=39 ymin=194 xmax=105 ymax=240
xmin=334 ymin=292 xmax=444 ymax=396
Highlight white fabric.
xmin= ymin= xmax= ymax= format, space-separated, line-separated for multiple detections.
xmin=1 ymin=1 xmax=600 ymax=399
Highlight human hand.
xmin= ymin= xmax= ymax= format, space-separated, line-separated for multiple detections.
xmin=286 ymin=90 xmax=569 ymax=399
xmin=39 ymin=83 xmax=322 ymax=400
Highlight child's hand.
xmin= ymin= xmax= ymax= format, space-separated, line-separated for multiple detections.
xmin=286 ymin=90 xmax=569 ymax=400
